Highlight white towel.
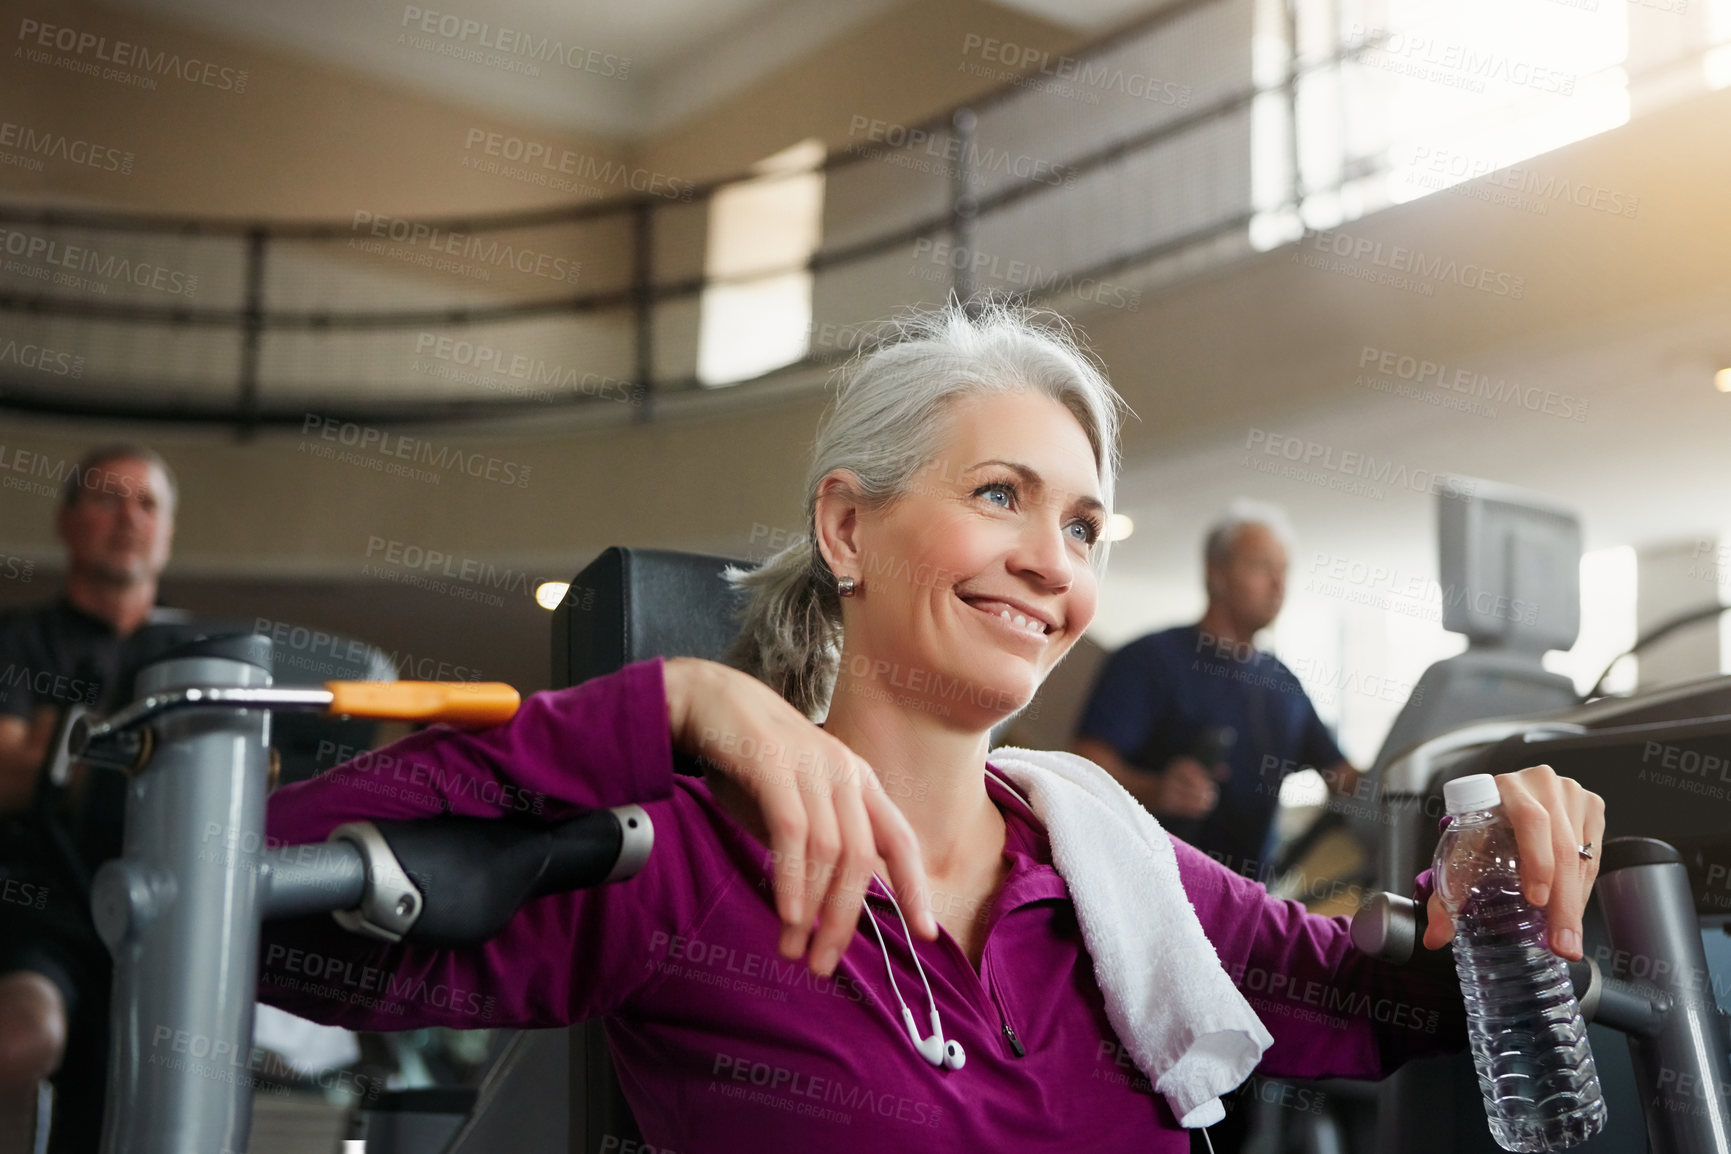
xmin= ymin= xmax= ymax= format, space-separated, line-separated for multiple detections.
xmin=984 ymin=746 xmax=1273 ymax=1128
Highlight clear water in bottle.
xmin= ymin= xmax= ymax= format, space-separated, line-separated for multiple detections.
xmin=1434 ymin=774 xmax=1606 ymax=1152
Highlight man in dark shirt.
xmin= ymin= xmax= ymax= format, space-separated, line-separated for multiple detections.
xmin=1073 ymin=502 xmax=1360 ymax=877
xmin=0 ymin=444 xmax=180 ymax=1154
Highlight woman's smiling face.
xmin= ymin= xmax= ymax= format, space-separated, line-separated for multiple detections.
xmin=826 ymin=388 xmax=1105 ymax=727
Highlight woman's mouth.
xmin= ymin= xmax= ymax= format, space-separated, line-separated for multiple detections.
xmin=959 ymin=595 xmax=1052 ymax=644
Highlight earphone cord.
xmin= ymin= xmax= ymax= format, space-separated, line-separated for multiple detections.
xmin=864 ymin=767 xmax=1033 ymax=1025
xmin=861 ymin=882 xmax=913 ymax=1014
xmin=862 ymin=768 xmax=1030 ymax=1025
xmin=874 ymin=872 xmax=939 ymax=1012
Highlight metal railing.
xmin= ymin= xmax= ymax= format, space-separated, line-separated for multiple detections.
xmin=0 ymin=0 xmax=1712 ymax=431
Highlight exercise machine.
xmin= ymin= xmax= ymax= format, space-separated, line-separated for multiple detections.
xmin=1351 ymin=482 xmax=1731 ymax=1153
xmin=58 ymin=630 xmax=652 ymax=1154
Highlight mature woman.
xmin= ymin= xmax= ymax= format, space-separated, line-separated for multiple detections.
xmin=260 ymin=302 xmax=1605 ymax=1151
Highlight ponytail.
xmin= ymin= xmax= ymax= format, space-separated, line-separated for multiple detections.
xmin=722 ymin=537 xmax=843 ymax=720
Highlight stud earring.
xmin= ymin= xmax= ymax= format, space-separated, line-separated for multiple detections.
xmin=837 ymin=575 xmax=859 ymax=597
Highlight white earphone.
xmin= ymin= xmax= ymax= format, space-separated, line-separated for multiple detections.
xmin=859 ymin=773 xmax=1038 ymax=1074
xmin=900 ymin=1005 xmax=966 ymax=1070
xmin=865 ymin=874 xmax=966 ymax=1071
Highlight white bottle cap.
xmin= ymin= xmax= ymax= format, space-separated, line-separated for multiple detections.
xmin=1443 ymin=773 xmax=1501 ymax=815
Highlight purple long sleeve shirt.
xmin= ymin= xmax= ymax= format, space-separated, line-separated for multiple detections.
xmin=259 ymin=657 xmax=1465 ymax=1152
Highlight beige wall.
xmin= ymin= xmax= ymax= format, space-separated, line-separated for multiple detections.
xmin=638 ymin=0 xmax=1084 ymax=182
xmin=0 ymin=0 xmax=1086 ymax=580
xmin=5 ymin=1 xmax=1730 ymax=603
xmin=0 ymin=0 xmax=1078 ymax=214
xmin=6 ymin=81 xmax=1731 ymax=578
xmin=1079 ymin=85 xmax=1731 ymax=462
xmin=0 ymin=0 xmax=628 ymax=218
xmin=0 ymin=396 xmax=821 ymax=573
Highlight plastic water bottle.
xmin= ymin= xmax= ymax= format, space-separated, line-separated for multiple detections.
xmin=1434 ymin=774 xmax=1606 ymax=1151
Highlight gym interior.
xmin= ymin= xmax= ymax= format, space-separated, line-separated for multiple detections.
xmin=3 ymin=0 xmax=1731 ymax=1151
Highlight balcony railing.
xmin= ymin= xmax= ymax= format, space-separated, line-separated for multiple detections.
xmin=0 ymin=0 xmax=1715 ymax=431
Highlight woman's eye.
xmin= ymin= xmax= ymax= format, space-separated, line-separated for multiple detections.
xmin=978 ymin=482 xmax=1014 ymax=508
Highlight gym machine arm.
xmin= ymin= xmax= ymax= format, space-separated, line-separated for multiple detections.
xmin=67 ymin=635 xmax=652 ymax=1154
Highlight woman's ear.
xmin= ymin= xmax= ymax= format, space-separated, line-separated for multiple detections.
xmin=813 ymin=470 xmax=866 ymax=579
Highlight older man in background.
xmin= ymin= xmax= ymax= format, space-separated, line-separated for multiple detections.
xmin=0 ymin=445 xmax=182 ymax=1154
xmin=1074 ymin=500 xmax=1361 ymax=876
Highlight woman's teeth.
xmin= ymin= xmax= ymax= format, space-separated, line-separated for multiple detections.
xmin=998 ymin=608 xmax=1047 ymax=635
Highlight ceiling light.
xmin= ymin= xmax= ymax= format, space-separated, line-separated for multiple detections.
xmin=1107 ymin=513 xmax=1134 ymax=542
xmin=1716 ymin=368 xmax=1731 ymax=393
xmin=535 ymin=581 xmax=569 ymax=610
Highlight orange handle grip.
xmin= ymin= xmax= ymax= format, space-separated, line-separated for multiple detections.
xmin=325 ymin=681 xmax=521 ymax=726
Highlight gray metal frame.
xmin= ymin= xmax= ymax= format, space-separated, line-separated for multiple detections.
xmin=92 ymin=650 xmax=277 ymax=1154
xmin=1359 ymin=727 xmax=1731 ymax=1154
xmin=81 ymin=643 xmax=649 ymax=1154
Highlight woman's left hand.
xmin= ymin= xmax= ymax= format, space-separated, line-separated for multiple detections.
xmin=1423 ymin=764 xmax=1607 ymax=961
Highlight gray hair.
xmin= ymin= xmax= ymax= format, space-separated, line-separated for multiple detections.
xmin=60 ymin=443 xmax=178 ymax=515
xmin=724 ymin=300 xmax=1129 ymax=719
xmin=1203 ymin=498 xmax=1295 ymax=569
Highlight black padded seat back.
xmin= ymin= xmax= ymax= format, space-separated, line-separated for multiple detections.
xmin=552 ymin=547 xmax=751 ymax=689
xmin=549 ymin=547 xmax=753 ymax=1154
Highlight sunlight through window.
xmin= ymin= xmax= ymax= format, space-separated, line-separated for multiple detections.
xmin=1252 ymin=0 xmax=1643 ymax=246
xmin=697 ymin=139 xmax=826 ymax=387
xmin=1545 ymin=545 xmax=1639 ymax=695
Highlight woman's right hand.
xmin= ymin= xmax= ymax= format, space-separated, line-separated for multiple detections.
xmin=662 ymin=656 xmax=937 ymax=977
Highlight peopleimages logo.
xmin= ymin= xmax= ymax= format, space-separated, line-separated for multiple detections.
xmin=16 ymin=18 xmax=250 ymax=92
xmin=1357 ymin=346 xmax=1588 ymax=422
xmin=411 ymin=334 xmax=639 ymax=405
xmin=1349 ymin=23 xmax=1576 ymax=96
xmin=1301 ymin=229 xmax=1525 ymax=298
xmin=363 ymin=536 xmax=540 ymax=599
xmin=1 ymin=877 xmax=48 ymax=910
xmin=1406 ymin=146 xmax=1640 ymax=221
xmin=710 ymin=1052 xmax=944 ymax=1129
xmin=461 ymin=130 xmax=694 ymax=200
xmin=0 ymin=663 xmax=101 ymax=706
xmin=0 ymin=226 xmax=199 ymax=297
xmin=399 ymin=6 xmax=630 ymax=78
xmin=0 ymin=446 xmax=122 ymax=502
xmin=1307 ymin=550 xmax=1539 ymax=628
xmin=910 ymin=238 xmax=1141 ymax=311
xmin=0 ymin=340 xmax=84 ymax=378
xmin=1244 ymin=428 xmax=1477 ymax=501
xmin=300 ymin=414 xmax=533 ymax=488
xmin=262 ymin=943 xmax=497 ymax=1019
xmin=959 ymin=34 xmax=1191 ymax=107
xmin=349 ymin=211 xmax=581 ymax=284
xmin=0 ymin=120 xmax=133 ymax=174
xmin=846 ymin=116 xmax=1075 ymax=188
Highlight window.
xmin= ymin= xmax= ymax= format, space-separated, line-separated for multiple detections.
xmin=696 ymin=139 xmax=826 ymax=387
xmin=1252 ymin=0 xmax=1640 ymax=245
xmin=1546 ymin=545 xmax=1638 ymax=695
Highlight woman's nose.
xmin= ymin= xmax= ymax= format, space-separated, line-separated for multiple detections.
xmin=1016 ymin=518 xmax=1074 ymax=584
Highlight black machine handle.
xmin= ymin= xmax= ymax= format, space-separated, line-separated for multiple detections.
xmin=387 ymin=811 xmax=635 ymax=945
xmin=1349 ymin=890 xmax=1455 ymax=979
xmin=323 ymin=805 xmax=653 ymax=947
xmin=1350 ymin=880 xmax=1677 ymax=1040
